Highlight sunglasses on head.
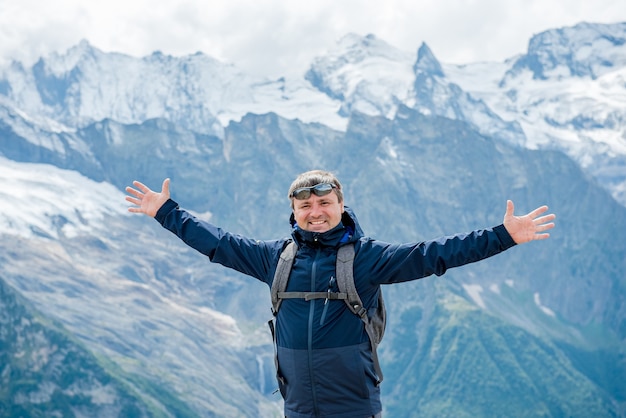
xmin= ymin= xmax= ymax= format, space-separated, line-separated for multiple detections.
xmin=291 ymin=183 xmax=337 ymax=200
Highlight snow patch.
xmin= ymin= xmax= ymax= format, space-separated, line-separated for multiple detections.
xmin=489 ymin=283 xmax=500 ymax=294
xmin=463 ymin=284 xmax=486 ymax=309
xmin=0 ymin=157 xmax=128 ymax=239
xmin=534 ymin=292 xmax=556 ymax=317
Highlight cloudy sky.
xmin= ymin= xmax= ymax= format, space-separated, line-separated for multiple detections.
xmin=1 ymin=0 xmax=625 ymax=78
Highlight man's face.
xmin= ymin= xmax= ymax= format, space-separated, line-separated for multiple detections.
xmin=292 ymin=191 xmax=344 ymax=233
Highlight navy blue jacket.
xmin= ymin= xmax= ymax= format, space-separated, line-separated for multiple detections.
xmin=155 ymin=199 xmax=516 ymax=418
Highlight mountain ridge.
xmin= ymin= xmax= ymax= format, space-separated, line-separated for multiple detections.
xmin=2 ymin=22 xmax=625 ymax=205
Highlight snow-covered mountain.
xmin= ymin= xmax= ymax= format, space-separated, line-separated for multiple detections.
xmin=0 ymin=156 xmax=127 ymax=239
xmin=306 ymin=35 xmax=527 ymax=146
xmin=1 ymin=22 xmax=625 ymax=206
xmin=0 ymin=39 xmax=345 ymax=137
xmin=445 ymin=22 xmax=626 ymax=205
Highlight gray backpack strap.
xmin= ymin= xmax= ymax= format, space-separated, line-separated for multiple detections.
xmin=336 ymin=244 xmax=385 ymax=384
xmin=270 ymin=241 xmax=297 ymax=315
xmin=336 ymin=244 xmax=365 ymax=317
xmin=278 ymin=292 xmax=347 ymax=301
xmin=268 ymin=240 xmax=297 ymax=388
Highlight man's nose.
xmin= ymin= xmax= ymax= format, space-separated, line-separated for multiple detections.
xmin=309 ymin=202 xmax=323 ymax=216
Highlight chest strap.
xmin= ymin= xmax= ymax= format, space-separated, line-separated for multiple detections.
xmin=277 ymin=291 xmax=348 ymax=301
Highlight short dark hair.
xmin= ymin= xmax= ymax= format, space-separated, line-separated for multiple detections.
xmin=288 ymin=170 xmax=343 ymax=208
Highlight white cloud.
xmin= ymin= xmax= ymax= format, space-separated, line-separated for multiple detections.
xmin=1 ymin=0 xmax=625 ymax=78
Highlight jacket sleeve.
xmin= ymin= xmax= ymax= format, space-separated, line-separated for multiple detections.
xmin=154 ymin=199 xmax=280 ymax=284
xmin=358 ymin=225 xmax=517 ymax=285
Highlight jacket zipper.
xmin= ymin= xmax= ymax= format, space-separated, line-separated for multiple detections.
xmin=319 ymin=301 xmax=329 ymax=327
xmin=319 ymin=276 xmax=334 ymax=326
xmin=308 ymin=247 xmax=320 ymax=417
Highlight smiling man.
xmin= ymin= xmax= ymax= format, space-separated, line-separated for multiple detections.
xmin=290 ymin=180 xmax=343 ymax=233
xmin=125 ymin=169 xmax=555 ymax=418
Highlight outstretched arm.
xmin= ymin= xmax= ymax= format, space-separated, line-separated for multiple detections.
xmin=503 ymin=200 xmax=556 ymax=244
xmin=125 ymin=178 xmax=171 ymax=217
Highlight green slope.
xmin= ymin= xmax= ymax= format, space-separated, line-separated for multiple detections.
xmin=381 ymin=287 xmax=623 ymax=417
xmin=0 ymin=277 xmax=197 ymax=418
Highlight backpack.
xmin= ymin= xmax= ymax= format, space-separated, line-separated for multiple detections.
xmin=268 ymin=241 xmax=386 ymax=384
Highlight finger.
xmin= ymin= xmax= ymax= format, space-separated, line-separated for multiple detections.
xmin=536 ymin=222 xmax=555 ymax=232
xmin=162 ymin=178 xmax=170 ymax=195
xmin=528 ymin=205 xmax=549 ymax=219
xmin=505 ymin=200 xmax=514 ymax=217
xmin=534 ymin=213 xmax=556 ymax=225
xmin=128 ymin=207 xmax=143 ymax=213
xmin=132 ymin=180 xmax=151 ymax=193
xmin=125 ymin=196 xmax=141 ymax=205
xmin=125 ymin=186 xmax=143 ymax=199
xmin=533 ymin=232 xmax=551 ymax=240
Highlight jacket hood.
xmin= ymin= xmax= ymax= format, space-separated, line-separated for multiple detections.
xmin=289 ymin=206 xmax=364 ymax=248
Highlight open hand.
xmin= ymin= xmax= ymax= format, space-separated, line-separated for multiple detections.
xmin=125 ymin=179 xmax=171 ymax=217
xmin=503 ymin=200 xmax=556 ymax=244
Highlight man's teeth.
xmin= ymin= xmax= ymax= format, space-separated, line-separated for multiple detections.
xmin=311 ymin=221 xmax=325 ymax=224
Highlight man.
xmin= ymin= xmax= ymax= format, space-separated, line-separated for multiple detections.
xmin=125 ymin=170 xmax=555 ymax=418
